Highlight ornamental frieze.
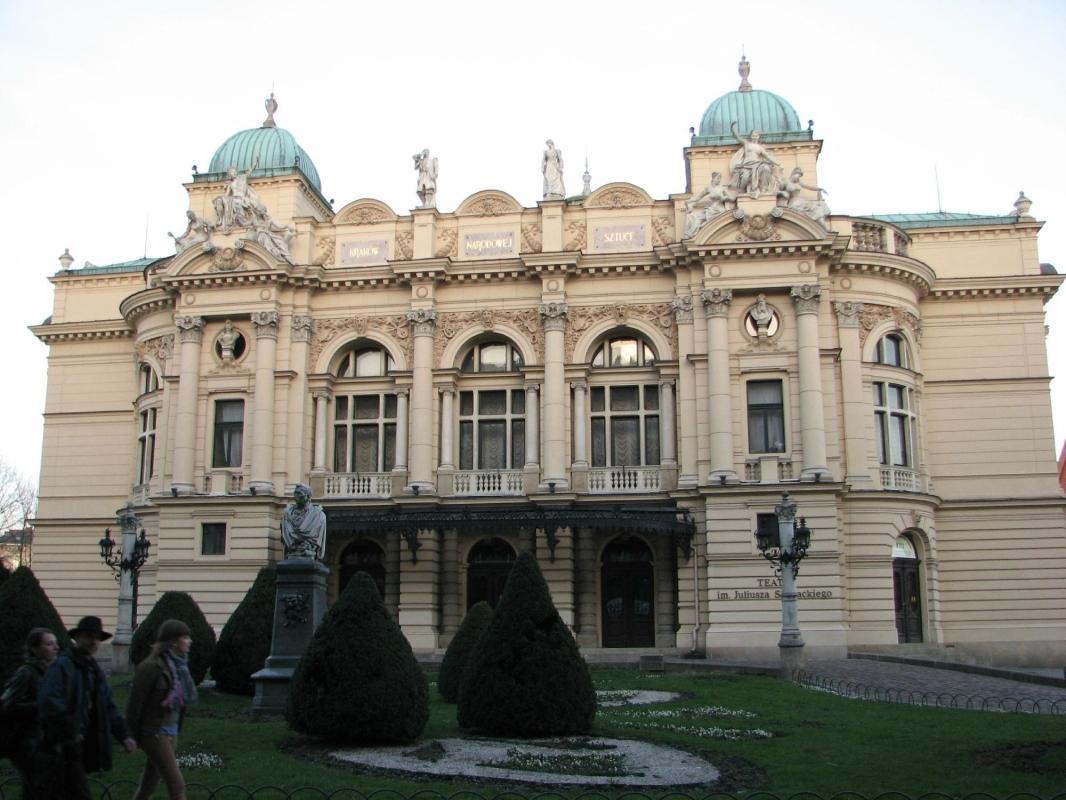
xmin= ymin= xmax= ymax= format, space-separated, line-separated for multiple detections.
xmin=586 ymin=188 xmax=647 ymax=209
xmin=312 ymin=235 xmax=336 ymax=266
xmin=435 ymin=228 xmax=458 ymax=258
xmin=858 ymin=303 xmax=922 ymax=345
xmin=651 ymin=216 xmax=674 ymax=247
xmin=339 ymin=206 xmax=390 ymax=225
xmin=564 ymin=302 xmax=677 ymax=363
xmin=394 ymin=231 xmax=414 ymax=261
xmin=520 ymin=223 xmax=542 ymax=254
xmin=434 ymin=308 xmax=544 ymax=366
xmin=135 ymin=334 xmax=174 ymax=365
xmin=309 ymin=314 xmax=412 ymax=369
xmin=564 ymin=221 xmax=587 ymax=251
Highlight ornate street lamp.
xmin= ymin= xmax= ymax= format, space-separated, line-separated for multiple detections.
xmin=99 ymin=503 xmax=152 ymax=670
xmin=754 ymin=492 xmax=812 ymax=676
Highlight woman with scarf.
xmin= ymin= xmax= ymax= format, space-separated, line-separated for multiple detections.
xmin=126 ymin=619 xmax=198 ymax=800
xmin=1 ymin=627 xmax=60 ymax=799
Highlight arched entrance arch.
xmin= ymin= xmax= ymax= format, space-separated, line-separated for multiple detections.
xmin=466 ymin=537 xmax=516 ymax=610
xmin=601 ymin=536 xmax=655 ymax=647
xmin=339 ymin=539 xmax=386 ymax=600
xmin=892 ymin=534 xmax=923 ymax=643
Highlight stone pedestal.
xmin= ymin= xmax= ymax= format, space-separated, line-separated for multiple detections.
xmin=778 ymin=643 xmax=807 ymax=680
xmin=251 ymin=558 xmax=329 ymax=713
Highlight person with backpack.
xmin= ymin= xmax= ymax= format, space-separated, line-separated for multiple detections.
xmin=38 ymin=616 xmax=137 ymax=799
xmin=1 ymin=628 xmax=59 ymax=799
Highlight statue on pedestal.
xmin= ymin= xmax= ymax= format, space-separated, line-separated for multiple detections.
xmin=729 ymin=121 xmax=782 ymax=198
xmin=218 ymin=321 xmax=239 ymax=362
xmin=281 ymin=484 xmax=327 ymax=561
xmin=542 ymin=139 xmax=565 ymax=200
xmin=413 ymin=149 xmax=438 ymax=208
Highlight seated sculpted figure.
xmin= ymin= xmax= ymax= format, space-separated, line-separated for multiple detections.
xmin=778 ymin=167 xmax=831 ymax=229
xmin=729 ymin=121 xmax=782 ymax=198
xmin=684 ymin=171 xmax=736 ymax=238
xmin=281 ymin=484 xmax=327 ymax=560
xmin=217 ymin=157 xmax=269 ymax=232
xmin=169 ymin=210 xmax=214 ymax=253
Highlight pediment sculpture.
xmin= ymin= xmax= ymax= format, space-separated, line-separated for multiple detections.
xmin=729 ymin=121 xmax=782 ymax=198
xmin=169 ymin=210 xmax=215 ymax=253
xmin=685 ymin=171 xmax=736 ymax=238
xmin=211 ymin=156 xmax=295 ymax=263
xmin=777 ymin=168 xmax=831 ymax=229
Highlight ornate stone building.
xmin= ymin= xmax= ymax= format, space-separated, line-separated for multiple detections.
xmin=30 ymin=66 xmax=1066 ymax=664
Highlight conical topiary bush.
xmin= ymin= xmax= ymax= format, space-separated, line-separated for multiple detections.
xmin=457 ymin=551 xmax=596 ymax=736
xmin=438 ymin=601 xmax=493 ymax=703
xmin=0 ymin=566 xmax=70 ymax=681
xmin=287 ymin=571 xmax=428 ymax=743
xmin=212 ymin=565 xmax=276 ymax=696
xmin=129 ymin=590 xmax=216 ymax=684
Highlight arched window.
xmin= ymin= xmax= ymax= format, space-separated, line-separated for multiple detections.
xmin=461 ymin=340 xmax=524 ymax=372
xmin=138 ymin=364 xmax=159 ymax=395
xmin=591 ymin=335 xmax=656 ymax=368
xmin=335 ymin=345 xmax=395 ymax=378
xmin=874 ymin=333 xmax=908 ymax=368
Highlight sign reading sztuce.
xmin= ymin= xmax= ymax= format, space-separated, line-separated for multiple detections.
xmin=592 ymin=224 xmax=647 ymax=252
xmin=340 ymin=239 xmax=389 ymax=265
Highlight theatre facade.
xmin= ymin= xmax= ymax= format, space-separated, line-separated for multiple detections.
xmin=31 ymin=64 xmax=1066 ymax=664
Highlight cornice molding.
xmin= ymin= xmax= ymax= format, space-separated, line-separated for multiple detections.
xmin=31 ymin=319 xmax=132 ymax=343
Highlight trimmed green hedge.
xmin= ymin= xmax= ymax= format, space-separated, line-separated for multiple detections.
xmin=129 ymin=591 xmax=216 ymax=684
xmin=212 ymin=565 xmax=276 ymax=696
xmin=458 ymin=551 xmax=596 ymax=736
xmin=438 ymin=601 xmax=493 ymax=703
xmin=288 ymin=571 xmax=428 ymax=743
xmin=0 ymin=566 xmax=70 ymax=681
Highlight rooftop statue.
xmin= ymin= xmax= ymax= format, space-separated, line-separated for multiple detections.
xmin=281 ymin=483 xmax=327 ymax=561
xmin=777 ymin=167 xmax=830 ymax=229
xmin=1012 ymin=191 xmax=1032 ymax=217
xmin=210 ymin=155 xmax=296 ymax=262
xmin=413 ymin=149 xmax=438 ymax=208
xmin=542 ymin=139 xmax=565 ymax=200
xmin=169 ymin=210 xmax=214 ymax=253
xmin=684 ymin=171 xmax=736 ymax=238
xmin=251 ymin=215 xmax=296 ymax=264
xmin=729 ymin=121 xmax=782 ymax=198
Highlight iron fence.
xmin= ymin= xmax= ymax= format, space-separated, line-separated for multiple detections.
xmin=792 ymin=669 xmax=1066 ymax=714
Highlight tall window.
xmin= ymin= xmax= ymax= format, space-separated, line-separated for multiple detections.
xmin=459 ymin=389 xmax=525 ymax=470
xmin=874 ymin=333 xmax=908 ymax=368
xmin=336 ymin=346 xmax=394 ymax=378
xmin=874 ymin=382 xmax=915 ymax=467
xmin=461 ymin=340 xmax=524 ymax=372
xmin=747 ymin=380 xmax=785 ymax=453
xmin=212 ymin=399 xmax=244 ymax=468
xmin=139 ymin=364 xmax=159 ymax=395
xmin=137 ymin=408 xmax=157 ymax=484
xmin=201 ymin=523 xmax=226 ymax=556
xmin=590 ymin=385 xmax=660 ymax=467
xmin=333 ymin=393 xmax=397 ymax=472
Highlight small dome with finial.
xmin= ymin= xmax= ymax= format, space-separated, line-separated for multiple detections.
xmin=203 ymin=94 xmax=321 ymax=190
xmin=692 ymin=57 xmax=809 ymax=146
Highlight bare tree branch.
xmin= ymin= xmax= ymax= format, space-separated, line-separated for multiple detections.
xmin=0 ymin=458 xmax=36 ymax=533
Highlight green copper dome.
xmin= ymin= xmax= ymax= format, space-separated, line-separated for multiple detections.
xmin=692 ymin=59 xmax=811 ymax=146
xmin=200 ymin=95 xmax=321 ymax=191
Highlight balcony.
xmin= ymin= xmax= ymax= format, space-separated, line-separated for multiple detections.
xmin=881 ymin=467 xmax=922 ymax=492
xmin=323 ymin=472 xmax=393 ymax=499
xmin=454 ymin=470 xmax=524 ymax=497
xmin=588 ymin=466 xmax=662 ymax=494
xmin=203 ymin=470 xmax=243 ymax=495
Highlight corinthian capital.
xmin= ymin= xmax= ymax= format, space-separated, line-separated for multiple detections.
xmin=672 ymin=294 xmax=694 ymax=324
xmin=405 ymin=308 xmax=437 ymax=336
xmin=175 ymin=315 xmax=206 ymax=344
xmin=700 ymin=287 xmax=733 ymax=317
xmin=790 ymin=284 xmax=822 ymax=315
xmin=538 ymin=302 xmax=568 ymax=331
xmin=833 ymin=301 xmax=864 ymax=327
xmin=251 ymin=310 xmax=280 ymax=339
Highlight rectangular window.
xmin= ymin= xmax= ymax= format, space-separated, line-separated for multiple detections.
xmin=457 ymin=388 xmax=525 ymax=470
xmin=137 ymin=407 xmax=157 ymax=484
xmin=589 ymin=384 xmax=660 ymax=467
xmin=332 ymin=393 xmax=398 ymax=472
xmin=212 ymin=400 xmax=244 ymax=468
xmin=747 ymin=380 xmax=785 ymax=453
xmin=873 ymin=381 xmax=914 ymax=467
xmin=201 ymin=523 xmax=226 ymax=556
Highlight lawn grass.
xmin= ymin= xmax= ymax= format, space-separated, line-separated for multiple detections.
xmin=2 ymin=668 xmax=1063 ymax=797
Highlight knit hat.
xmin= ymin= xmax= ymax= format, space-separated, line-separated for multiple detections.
xmin=156 ymin=619 xmax=192 ymax=643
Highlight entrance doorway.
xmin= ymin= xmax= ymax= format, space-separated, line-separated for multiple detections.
xmin=339 ymin=539 xmax=386 ymax=600
xmin=467 ymin=537 xmax=516 ymax=610
xmin=601 ymin=536 xmax=655 ymax=647
xmin=892 ymin=535 xmax=923 ymax=643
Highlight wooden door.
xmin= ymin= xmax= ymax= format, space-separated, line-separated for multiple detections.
xmin=893 ymin=558 xmax=923 ymax=643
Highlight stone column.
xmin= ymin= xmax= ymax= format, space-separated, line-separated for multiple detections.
xmin=524 ymin=384 xmax=540 ymax=467
xmin=571 ymin=381 xmax=588 ymax=466
xmin=398 ymin=528 xmax=440 ymax=648
xmin=673 ymin=295 xmax=698 ymax=487
xmin=393 ymin=389 xmax=409 ymax=471
xmin=440 ymin=528 xmax=460 ymax=644
xmin=539 ymin=302 xmax=568 ymax=490
xmin=287 ymin=316 xmax=313 ymax=491
xmin=406 ymin=310 xmax=437 ymax=493
xmin=659 ymin=379 xmax=677 ymax=466
xmin=835 ymin=301 xmax=870 ymax=484
xmin=574 ymin=526 xmax=598 ymax=646
xmin=171 ymin=315 xmax=205 ymax=495
xmin=438 ymin=386 xmax=455 ymax=469
xmin=311 ymin=392 xmax=329 ymax=473
xmin=791 ymin=285 xmax=830 ymax=480
xmin=701 ymin=289 xmax=736 ymax=482
xmin=249 ymin=311 xmax=279 ymax=495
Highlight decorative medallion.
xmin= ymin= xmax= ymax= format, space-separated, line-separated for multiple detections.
xmin=210 ymin=247 xmax=245 ymax=272
xmin=736 ymin=214 xmax=781 ymax=242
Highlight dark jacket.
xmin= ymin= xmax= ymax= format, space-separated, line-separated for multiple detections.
xmin=125 ymin=650 xmax=179 ymax=741
xmin=1 ymin=658 xmax=49 ymax=758
xmin=38 ymin=647 xmax=127 ymax=773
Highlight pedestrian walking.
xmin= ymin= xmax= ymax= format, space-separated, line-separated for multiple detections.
xmin=126 ymin=619 xmax=198 ymax=800
xmin=1 ymin=627 xmax=60 ymax=798
xmin=38 ymin=615 xmax=136 ymax=800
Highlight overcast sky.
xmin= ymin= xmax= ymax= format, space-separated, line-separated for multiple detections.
xmin=2 ymin=0 xmax=1064 ymax=487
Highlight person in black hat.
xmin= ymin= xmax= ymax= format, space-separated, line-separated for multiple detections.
xmin=38 ymin=615 xmax=137 ymax=799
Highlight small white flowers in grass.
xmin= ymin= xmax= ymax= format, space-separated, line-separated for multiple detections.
xmin=596 ymin=689 xmax=638 ymax=702
xmin=176 ymin=751 xmax=224 ymax=769
xmin=623 ymin=705 xmax=758 ymax=720
xmin=482 ymin=748 xmax=631 ymax=776
xmin=614 ymin=720 xmax=773 ymax=740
